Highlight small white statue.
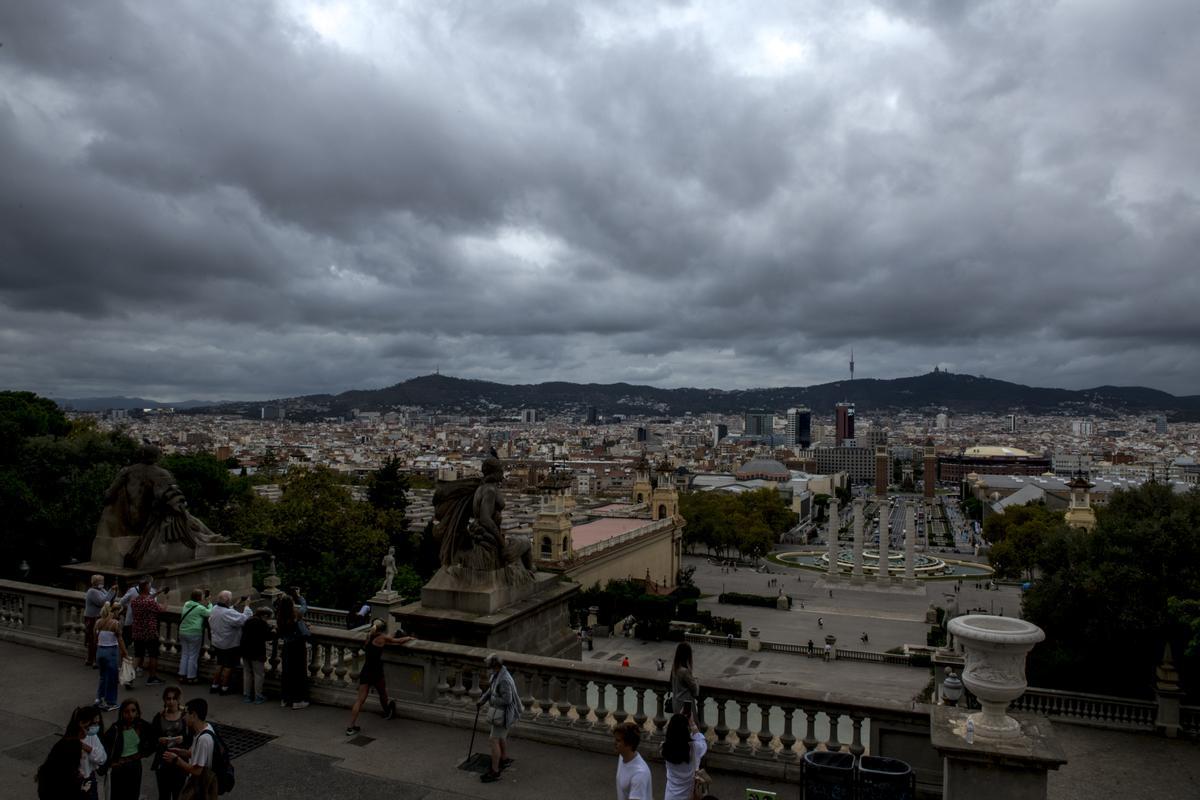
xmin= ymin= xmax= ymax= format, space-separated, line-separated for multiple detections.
xmin=381 ymin=546 xmax=396 ymax=593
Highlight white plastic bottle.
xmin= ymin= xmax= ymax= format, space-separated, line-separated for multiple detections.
xmin=965 ymin=718 xmax=975 ymax=744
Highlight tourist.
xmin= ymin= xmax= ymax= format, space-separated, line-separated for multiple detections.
xmin=177 ymin=588 xmax=212 ymax=685
xmin=276 ymin=594 xmax=311 ymax=709
xmin=162 ymin=698 xmax=217 ymax=799
xmin=69 ymin=705 xmax=107 ymax=800
xmin=345 ymin=619 xmax=414 ymax=736
xmin=119 ymin=580 xmax=141 ymax=650
xmin=655 ymin=658 xmax=665 ymax=672
xmin=207 ymin=591 xmax=252 ymax=696
xmin=661 ymin=712 xmax=707 ymax=800
xmin=103 ymin=698 xmax=153 ymax=800
xmin=131 ymin=579 xmax=169 ymax=685
xmin=669 ymin=642 xmax=699 ymax=716
xmin=476 ymin=653 xmax=523 ymax=784
xmin=288 ymin=586 xmax=308 ymax=616
xmin=150 ymin=686 xmax=188 ymax=800
xmin=83 ymin=574 xmax=115 ymax=668
xmin=94 ymin=601 xmax=127 ymax=711
xmin=807 ymin=639 xmax=814 ymax=655
xmin=622 ymin=656 xmax=630 ymax=668
xmin=241 ymin=606 xmax=274 ymax=704
xmin=35 ymin=734 xmax=86 ymax=799
xmin=613 ymin=720 xmax=652 ymax=800
xmin=861 ymin=632 xmax=869 ymax=644
xmin=824 ymin=643 xmax=832 ymax=661
xmin=346 ymin=602 xmax=371 ymax=629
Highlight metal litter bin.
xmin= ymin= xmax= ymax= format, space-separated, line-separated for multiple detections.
xmin=802 ymin=750 xmax=855 ymax=800
xmin=857 ymin=755 xmax=915 ymax=800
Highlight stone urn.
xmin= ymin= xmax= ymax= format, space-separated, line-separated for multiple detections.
xmin=947 ymin=615 xmax=1044 ymax=739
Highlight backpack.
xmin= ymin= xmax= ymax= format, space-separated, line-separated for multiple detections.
xmin=198 ymin=728 xmax=236 ymax=794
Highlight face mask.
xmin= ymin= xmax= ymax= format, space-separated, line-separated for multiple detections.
xmin=87 ymin=725 xmax=100 ymax=736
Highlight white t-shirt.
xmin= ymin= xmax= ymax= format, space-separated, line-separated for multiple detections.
xmin=662 ymin=732 xmax=708 ymax=800
xmin=616 ymin=752 xmax=652 ymax=800
xmin=190 ymin=724 xmax=214 ymax=769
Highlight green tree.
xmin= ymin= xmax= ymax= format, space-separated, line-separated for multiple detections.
xmin=985 ymin=502 xmax=1066 ymax=580
xmin=1023 ymin=483 xmax=1200 ymax=698
xmin=161 ymin=452 xmax=237 ymax=533
xmin=243 ymin=467 xmax=389 ymax=609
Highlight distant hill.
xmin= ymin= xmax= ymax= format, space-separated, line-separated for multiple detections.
xmin=56 ymin=396 xmax=214 ymax=412
xmin=189 ymin=372 xmax=1200 ymax=420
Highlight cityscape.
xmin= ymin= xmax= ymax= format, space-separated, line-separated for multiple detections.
xmin=2 ymin=1 xmax=1199 ymax=799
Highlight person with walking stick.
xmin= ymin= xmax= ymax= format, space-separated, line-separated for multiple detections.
xmin=476 ymin=653 xmax=523 ymax=784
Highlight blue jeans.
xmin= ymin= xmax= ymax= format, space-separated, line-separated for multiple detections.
xmin=97 ymin=645 xmax=119 ymax=704
xmin=179 ymin=633 xmax=203 ymax=679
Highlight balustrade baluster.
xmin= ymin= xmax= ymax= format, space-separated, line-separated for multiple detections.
xmin=593 ymin=680 xmax=610 ymax=730
xmin=307 ymin=640 xmax=321 ymax=680
xmin=574 ymin=678 xmax=592 ymax=727
xmin=334 ymin=645 xmax=349 ymax=684
xmin=451 ymin=663 xmax=467 ymax=703
xmin=555 ymin=676 xmax=573 ymax=723
xmin=755 ymin=702 xmax=773 ymax=756
xmin=467 ymin=667 xmax=484 ymax=704
xmin=321 ymin=643 xmax=334 ymax=682
xmin=802 ymin=709 xmax=818 ymax=752
xmin=633 ymin=687 xmax=648 ymax=731
xmin=612 ymin=682 xmax=629 ymax=725
xmin=779 ymin=707 xmax=798 ymax=761
xmin=434 ymin=659 xmax=450 ymax=704
xmin=713 ymin=699 xmax=731 ymax=752
xmin=849 ymin=715 xmax=865 ymax=756
xmin=651 ymin=689 xmax=667 ymax=742
xmin=734 ymin=701 xmax=753 ymax=754
xmin=826 ymin=712 xmax=843 ymax=752
xmin=539 ymin=674 xmax=554 ymax=717
xmin=267 ymin=639 xmax=280 ymax=676
xmin=519 ymin=670 xmax=536 ymax=720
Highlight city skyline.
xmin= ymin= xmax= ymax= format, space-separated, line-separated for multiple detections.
xmin=2 ymin=2 xmax=1198 ymax=400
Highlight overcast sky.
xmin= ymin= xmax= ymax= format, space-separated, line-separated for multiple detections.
xmin=2 ymin=1 xmax=1198 ymax=401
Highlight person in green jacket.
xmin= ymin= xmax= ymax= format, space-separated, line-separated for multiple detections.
xmin=177 ymin=588 xmax=212 ymax=685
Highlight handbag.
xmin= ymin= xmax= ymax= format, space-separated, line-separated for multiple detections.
xmin=692 ymin=768 xmax=712 ymax=800
xmin=119 ymin=656 xmax=137 ymax=685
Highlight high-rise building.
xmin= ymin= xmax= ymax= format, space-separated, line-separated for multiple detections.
xmin=835 ymin=403 xmax=855 ymax=445
xmin=1008 ymin=414 xmax=1017 ymax=433
xmin=636 ymin=427 xmax=648 ymax=442
xmin=586 ymin=406 xmax=598 ymax=425
xmin=520 ymin=409 xmax=539 ymax=424
xmin=744 ymin=411 xmax=773 ymax=438
xmin=712 ymin=424 xmax=728 ymax=446
xmin=785 ymin=407 xmax=812 ymax=448
xmin=1155 ymin=415 xmax=1168 ymax=435
xmin=935 ymin=413 xmax=949 ymax=431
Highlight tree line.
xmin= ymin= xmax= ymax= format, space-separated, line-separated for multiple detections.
xmin=0 ymin=391 xmax=434 ymax=610
xmin=678 ymin=487 xmax=797 ymax=560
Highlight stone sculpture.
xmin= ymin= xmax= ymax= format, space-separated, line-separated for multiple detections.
xmin=432 ymin=453 xmax=534 ymax=584
xmin=381 ymin=546 xmax=397 ymax=593
xmin=93 ymin=444 xmax=227 ymax=568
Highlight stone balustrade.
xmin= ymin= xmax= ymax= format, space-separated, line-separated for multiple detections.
xmin=1010 ymin=687 xmax=1158 ymax=731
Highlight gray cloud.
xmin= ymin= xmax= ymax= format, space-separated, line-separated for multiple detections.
xmin=0 ymin=0 xmax=1198 ymax=401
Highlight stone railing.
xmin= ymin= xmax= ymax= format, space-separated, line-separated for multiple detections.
xmin=1010 ymin=687 xmax=1157 ymax=731
xmin=0 ymin=578 xmax=941 ymax=793
xmin=688 ymin=631 xmax=917 ymax=666
xmin=304 ymin=605 xmax=350 ymax=629
xmin=1182 ymin=705 xmax=1199 ymax=737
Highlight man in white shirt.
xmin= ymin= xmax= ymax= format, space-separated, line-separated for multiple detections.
xmin=613 ymin=721 xmax=652 ymax=800
xmin=207 ymin=590 xmax=253 ymax=695
xmin=164 ymin=698 xmax=216 ymax=795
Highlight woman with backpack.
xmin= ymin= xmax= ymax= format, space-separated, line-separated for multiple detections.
xmin=104 ymin=698 xmax=154 ymax=800
xmin=344 ymin=619 xmax=415 ymax=736
xmin=35 ymin=735 xmax=87 ymax=800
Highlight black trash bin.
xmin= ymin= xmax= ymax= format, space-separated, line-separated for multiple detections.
xmin=857 ymin=755 xmax=915 ymax=800
xmin=801 ymin=750 xmax=855 ymax=800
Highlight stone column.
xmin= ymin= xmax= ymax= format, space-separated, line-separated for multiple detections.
xmin=1155 ymin=644 xmax=1184 ymax=738
xmin=826 ymin=498 xmax=840 ymax=579
xmin=851 ymin=498 xmax=865 ymax=584
xmin=904 ymin=500 xmax=917 ymax=585
xmin=931 ymin=707 xmax=1066 ymax=800
xmin=877 ymin=506 xmax=890 ymax=584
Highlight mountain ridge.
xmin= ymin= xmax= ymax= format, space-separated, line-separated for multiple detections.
xmin=178 ymin=372 xmax=1200 ymax=420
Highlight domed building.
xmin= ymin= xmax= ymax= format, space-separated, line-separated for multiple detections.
xmin=734 ymin=457 xmax=791 ymax=482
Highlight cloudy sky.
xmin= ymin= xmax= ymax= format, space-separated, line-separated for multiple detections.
xmin=2 ymin=1 xmax=1198 ymax=401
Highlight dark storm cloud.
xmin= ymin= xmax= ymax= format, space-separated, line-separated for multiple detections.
xmin=0 ymin=0 xmax=1198 ymax=400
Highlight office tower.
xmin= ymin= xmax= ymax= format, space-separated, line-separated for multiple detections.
xmin=712 ymin=424 xmax=728 ymax=446
xmin=744 ymin=411 xmax=773 ymax=438
xmin=586 ymin=406 xmax=598 ymax=425
xmin=785 ymin=407 xmax=812 ymax=448
xmin=935 ymin=413 xmax=948 ymax=430
xmin=1008 ymin=414 xmax=1017 ymax=433
xmin=636 ymin=427 xmax=648 ymax=442
xmin=835 ymin=402 xmax=855 ymax=445
xmin=1156 ymin=415 xmax=1168 ymax=435
xmin=520 ymin=409 xmax=539 ymax=424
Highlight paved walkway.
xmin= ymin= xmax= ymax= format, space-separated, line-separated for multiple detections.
xmin=4 ymin=641 xmax=1199 ymax=799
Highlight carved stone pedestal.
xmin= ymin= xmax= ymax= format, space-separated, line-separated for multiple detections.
xmin=931 ymin=707 xmax=1066 ymax=800
xmin=395 ymin=571 xmax=581 ymax=660
xmin=64 ymin=547 xmax=265 ymax=601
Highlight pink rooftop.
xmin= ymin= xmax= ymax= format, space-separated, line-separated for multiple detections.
xmin=571 ymin=517 xmax=649 ymax=548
